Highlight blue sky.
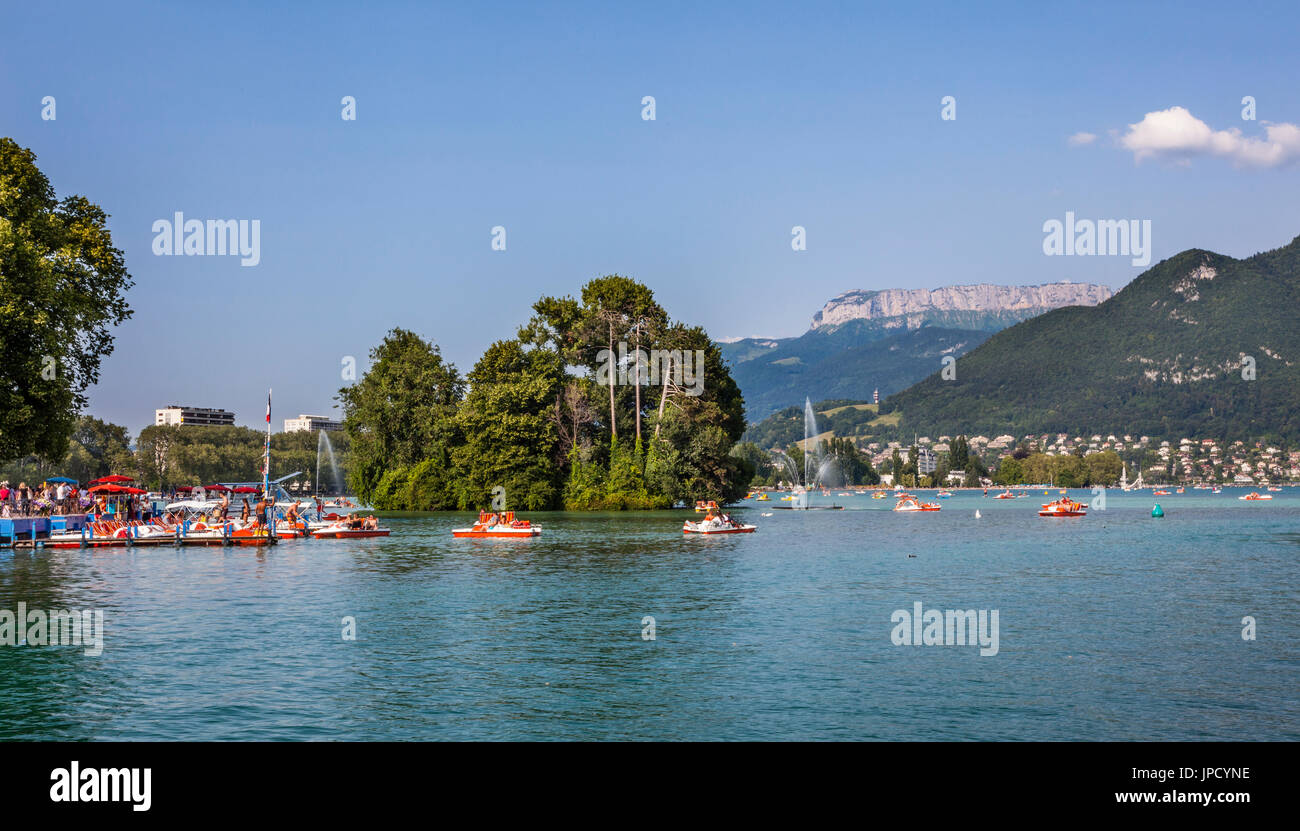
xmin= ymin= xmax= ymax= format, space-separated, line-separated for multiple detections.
xmin=3 ymin=1 xmax=1298 ymax=433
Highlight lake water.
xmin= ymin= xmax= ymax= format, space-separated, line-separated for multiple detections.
xmin=2 ymin=488 xmax=1297 ymax=740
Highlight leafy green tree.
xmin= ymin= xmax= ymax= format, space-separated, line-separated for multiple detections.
xmin=576 ymin=275 xmax=662 ymax=442
xmin=338 ymin=328 xmax=463 ymax=503
xmin=994 ymin=456 xmax=1023 ymax=485
xmin=453 ymin=339 xmax=566 ymax=510
xmin=0 ymin=139 xmax=133 ymax=462
xmin=949 ymin=436 xmax=970 ymax=471
xmin=1084 ymin=450 xmax=1122 ymax=487
xmin=63 ymin=416 xmax=134 ymax=482
xmin=731 ymin=441 xmax=775 ymax=486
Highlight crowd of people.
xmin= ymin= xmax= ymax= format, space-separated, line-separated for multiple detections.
xmin=0 ymin=480 xmax=85 ymax=518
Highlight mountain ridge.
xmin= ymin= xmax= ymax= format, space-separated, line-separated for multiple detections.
xmin=722 ymin=280 xmax=1112 ymax=418
xmin=881 ymin=235 xmax=1300 ymax=441
xmin=809 ymin=282 xmax=1112 ymax=330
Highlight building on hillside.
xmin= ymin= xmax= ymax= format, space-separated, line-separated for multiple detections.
xmin=917 ymin=447 xmax=937 ymax=475
xmin=155 ymin=405 xmax=235 ymax=427
xmin=284 ymin=414 xmax=343 ymax=433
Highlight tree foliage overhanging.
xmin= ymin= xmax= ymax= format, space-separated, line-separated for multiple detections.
xmin=340 ymin=275 xmax=753 ymax=510
xmin=0 ymin=138 xmax=133 ymax=461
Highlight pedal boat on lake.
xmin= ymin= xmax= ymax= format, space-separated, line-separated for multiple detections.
xmin=683 ymin=512 xmax=756 ymax=534
xmin=312 ymin=516 xmax=391 ymax=538
xmin=1038 ymin=497 xmax=1087 ymax=517
xmin=894 ymin=495 xmax=941 ymax=512
xmin=452 ymin=511 xmax=541 ymax=538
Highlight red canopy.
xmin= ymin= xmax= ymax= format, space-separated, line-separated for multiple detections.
xmin=205 ymin=484 xmax=232 ymax=492
xmin=232 ymin=486 xmax=259 ymax=493
xmin=88 ymin=475 xmax=134 ymax=485
xmin=174 ymin=486 xmax=194 ymax=492
xmin=89 ymin=484 xmax=147 ymax=495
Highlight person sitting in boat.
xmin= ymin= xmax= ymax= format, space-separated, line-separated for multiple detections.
xmin=362 ymin=514 xmax=378 ymax=530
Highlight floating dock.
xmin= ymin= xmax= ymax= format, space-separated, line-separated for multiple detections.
xmin=3 ymin=514 xmax=277 ymax=549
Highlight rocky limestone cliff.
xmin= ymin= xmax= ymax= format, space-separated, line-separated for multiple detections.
xmin=809 ymin=283 xmax=1113 ymax=330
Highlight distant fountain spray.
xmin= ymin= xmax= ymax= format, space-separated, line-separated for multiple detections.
xmin=316 ymin=430 xmax=345 ymax=495
xmin=803 ymin=397 xmax=821 ymax=490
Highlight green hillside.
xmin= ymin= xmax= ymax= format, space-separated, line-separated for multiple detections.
xmin=883 ymin=235 xmax=1300 ymax=441
xmin=723 ymin=324 xmax=993 ymax=418
xmin=743 ymin=399 xmax=901 ymax=449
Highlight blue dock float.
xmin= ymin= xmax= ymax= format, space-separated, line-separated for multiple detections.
xmin=1 ymin=514 xmax=90 ymax=548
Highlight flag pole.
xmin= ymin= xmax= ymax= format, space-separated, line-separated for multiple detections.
xmin=263 ymin=388 xmax=272 ymax=496
xmin=264 ymin=388 xmax=273 ymax=538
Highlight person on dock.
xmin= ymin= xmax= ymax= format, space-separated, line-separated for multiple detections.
xmin=217 ymin=492 xmax=230 ymax=520
xmin=253 ymin=495 xmax=273 ymax=528
xmin=240 ymin=498 xmax=250 ymax=521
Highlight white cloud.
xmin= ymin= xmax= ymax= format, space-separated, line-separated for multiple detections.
xmin=1119 ymin=106 xmax=1300 ymax=168
xmin=1067 ymin=132 xmax=1097 ymax=146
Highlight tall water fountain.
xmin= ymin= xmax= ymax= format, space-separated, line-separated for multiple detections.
xmin=316 ymin=430 xmax=345 ymax=496
xmin=803 ymin=397 xmax=821 ymax=493
xmin=768 ymin=398 xmax=842 ymax=509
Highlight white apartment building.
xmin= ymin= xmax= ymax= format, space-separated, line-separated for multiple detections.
xmin=155 ymin=405 xmax=235 ymax=427
xmin=284 ymin=414 xmax=343 ymax=433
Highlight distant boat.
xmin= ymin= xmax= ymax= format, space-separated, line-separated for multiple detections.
xmin=1240 ymin=492 xmax=1273 ymax=501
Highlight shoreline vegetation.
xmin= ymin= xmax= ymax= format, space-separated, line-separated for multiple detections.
xmin=338 ymin=275 xmax=750 ymax=511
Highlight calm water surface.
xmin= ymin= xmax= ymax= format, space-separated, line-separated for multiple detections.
xmin=2 ymin=488 xmax=1297 ymax=740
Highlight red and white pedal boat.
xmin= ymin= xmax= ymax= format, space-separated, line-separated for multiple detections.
xmin=1038 ymin=497 xmax=1087 ymax=517
xmin=682 ymin=516 xmax=756 ymax=534
xmin=452 ymin=511 xmax=541 ymax=538
xmin=894 ymin=495 xmax=941 ymax=512
xmin=311 ymin=520 xmax=390 ymax=538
